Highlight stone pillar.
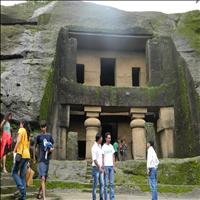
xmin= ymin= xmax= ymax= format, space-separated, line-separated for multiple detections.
xmin=130 ymin=108 xmax=147 ymax=160
xmin=157 ymin=107 xmax=175 ymax=158
xmin=84 ymin=118 xmax=101 ymax=159
xmin=84 ymin=106 xmax=101 ymax=159
xmin=59 ymin=128 xmax=67 ymax=160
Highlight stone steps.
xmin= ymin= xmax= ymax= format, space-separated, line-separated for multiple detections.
xmin=85 ymin=161 xmax=93 ymax=184
xmin=0 ymin=185 xmax=36 ymax=194
xmin=1 ymin=176 xmax=15 ymax=186
xmin=0 ymin=171 xmax=60 ymax=199
xmin=1 ymin=191 xmax=38 ymax=200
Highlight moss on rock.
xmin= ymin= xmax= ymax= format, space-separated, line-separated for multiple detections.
xmin=1 ymin=1 xmax=49 ymax=20
xmin=118 ymin=157 xmax=200 ymax=185
xmin=177 ymin=10 xmax=200 ymax=54
xmin=39 ymin=67 xmax=54 ymax=121
xmin=38 ymin=13 xmax=51 ymax=25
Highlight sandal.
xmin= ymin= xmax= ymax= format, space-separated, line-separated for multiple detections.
xmin=3 ymin=168 xmax=8 ymax=174
xmin=36 ymin=193 xmax=43 ymax=199
xmin=14 ymin=190 xmax=20 ymax=197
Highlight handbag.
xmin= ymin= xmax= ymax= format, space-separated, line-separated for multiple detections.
xmin=26 ymin=166 xmax=35 ymax=187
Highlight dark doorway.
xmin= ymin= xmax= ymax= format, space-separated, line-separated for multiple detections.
xmin=100 ymin=58 xmax=115 ymax=86
xmin=76 ymin=64 xmax=84 ymax=84
xmin=78 ymin=141 xmax=86 ymax=160
xmin=132 ymin=67 xmax=140 ymax=86
xmin=101 ymin=123 xmax=117 ymax=144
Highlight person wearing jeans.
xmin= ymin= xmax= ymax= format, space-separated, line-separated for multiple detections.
xmin=91 ymin=133 xmax=104 ymax=200
xmin=92 ymin=166 xmax=104 ymax=200
xmin=12 ymin=120 xmax=31 ymax=200
xmin=12 ymin=159 xmax=28 ymax=199
xmin=102 ymin=132 xmax=115 ymax=200
xmin=147 ymin=141 xmax=159 ymax=200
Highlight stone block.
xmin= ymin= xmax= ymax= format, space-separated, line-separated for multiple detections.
xmin=67 ymin=131 xmax=78 ymax=160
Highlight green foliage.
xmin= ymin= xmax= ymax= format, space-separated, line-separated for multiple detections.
xmin=0 ymin=153 xmax=13 ymax=173
xmin=177 ymin=10 xmax=200 ymax=54
xmin=39 ymin=67 xmax=54 ymax=121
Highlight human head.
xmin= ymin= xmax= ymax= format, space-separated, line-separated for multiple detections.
xmin=4 ymin=112 xmax=12 ymax=122
xmin=147 ymin=140 xmax=154 ymax=149
xmin=95 ymin=133 xmax=102 ymax=144
xmin=105 ymin=132 xmax=111 ymax=144
xmin=40 ymin=120 xmax=47 ymax=133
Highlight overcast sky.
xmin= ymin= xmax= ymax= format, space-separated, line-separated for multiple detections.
xmin=1 ymin=1 xmax=199 ymax=14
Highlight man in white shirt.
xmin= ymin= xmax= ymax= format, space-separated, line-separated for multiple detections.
xmin=102 ymin=132 xmax=115 ymax=200
xmin=91 ymin=133 xmax=104 ymax=200
xmin=147 ymin=141 xmax=159 ymax=200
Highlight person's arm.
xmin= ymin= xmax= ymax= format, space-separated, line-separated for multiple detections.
xmin=13 ymin=132 xmax=22 ymax=153
xmin=49 ymin=136 xmax=54 ymax=152
xmin=0 ymin=119 xmax=5 ymax=130
xmin=147 ymin=149 xmax=152 ymax=175
xmin=33 ymin=143 xmax=37 ymax=163
xmin=33 ymin=136 xmax=38 ymax=163
xmin=102 ymin=153 xmax=104 ymax=169
xmin=92 ymin=147 xmax=100 ymax=168
xmin=112 ymin=146 xmax=115 ymax=167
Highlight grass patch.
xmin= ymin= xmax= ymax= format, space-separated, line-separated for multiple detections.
xmin=33 ymin=180 xmax=91 ymax=190
xmin=140 ymin=184 xmax=196 ymax=194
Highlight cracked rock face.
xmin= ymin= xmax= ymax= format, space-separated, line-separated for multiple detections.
xmin=1 ymin=1 xmax=199 ymax=122
xmin=1 ymin=58 xmax=51 ymax=121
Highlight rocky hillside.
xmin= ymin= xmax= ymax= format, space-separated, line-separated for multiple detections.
xmin=1 ymin=1 xmax=200 ymax=122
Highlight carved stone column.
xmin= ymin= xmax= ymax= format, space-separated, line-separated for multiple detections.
xmin=84 ymin=107 xmax=101 ymax=159
xmin=130 ymin=108 xmax=147 ymax=160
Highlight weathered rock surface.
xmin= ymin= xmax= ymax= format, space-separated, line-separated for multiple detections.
xmin=66 ymin=132 xmax=78 ymax=160
xmin=0 ymin=1 xmax=199 ymax=121
xmin=48 ymin=160 xmax=87 ymax=182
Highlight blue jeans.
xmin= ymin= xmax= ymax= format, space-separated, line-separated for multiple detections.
xmin=148 ymin=168 xmax=158 ymax=200
xmin=104 ymin=166 xmax=115 ymax=200
xmin=12 ymin=159 xmax=28 ymax=200
xmin=92 ymin=166 xmax=104 ymax=200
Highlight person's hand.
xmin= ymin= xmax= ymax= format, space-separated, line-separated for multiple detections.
xmin=33 ymin=159 xmax=36 ymax=164
xmin=113 ymin=166 xmax=116 ymax=173
xmin=49 ymin=147 xmax=54 ymax=152
xmin=147 ymin=169 xmax=150 ymax=176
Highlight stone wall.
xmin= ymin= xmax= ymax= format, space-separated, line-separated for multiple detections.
xmin=77 ymin=49 xmax=146 ymax=87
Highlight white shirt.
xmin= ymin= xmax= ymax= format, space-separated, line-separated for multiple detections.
xmin=91 ymin=142 xmax=103 ymax=167
xmin=147 ymin=146 xmax=159 ymax=169
xmin=102 ymin=143 xmax=115 ymax=166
